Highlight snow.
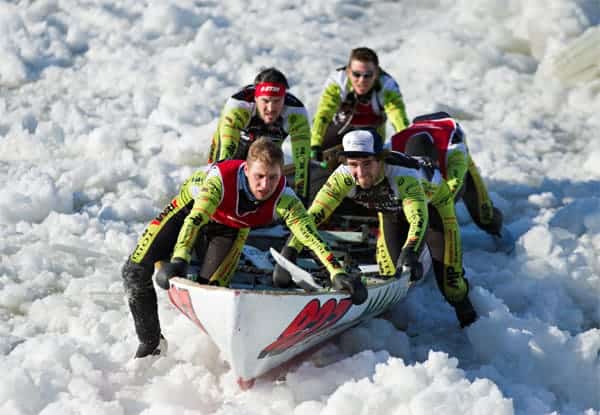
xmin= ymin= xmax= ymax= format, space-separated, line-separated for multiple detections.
xmin=1 ymin=0 xmax=599 ymax=414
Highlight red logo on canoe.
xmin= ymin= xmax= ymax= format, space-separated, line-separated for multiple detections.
xmin=168 ymin=286 xmax=206 ymax=333
xmin=258 ymin=298 xmax=352 ymax=359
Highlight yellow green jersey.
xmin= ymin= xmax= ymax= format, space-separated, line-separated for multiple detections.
xmin=311 ymin=69 xmax=409 ymax=148
xmin=208 ymin=85 xmax=311 ymax=201
xmin=142 ymin=160 xmax=344 ymax=279
xmin=288 ymin=158 xmax=428 ymax=254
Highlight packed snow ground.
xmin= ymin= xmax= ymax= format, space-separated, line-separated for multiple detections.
xmin=1 ymin=0 xmax=599 ymax=414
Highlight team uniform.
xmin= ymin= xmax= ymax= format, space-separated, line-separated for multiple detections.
xmin=390 ymin=113 xmax=505 ymax=238
xmin=208 ymin=85 xmax=311 ymax=203
xmin=288 ymin=159 xmax=427 ymax=274
xmin=415 ymin=158 xmax=474 ymax=312
xmin=286 ymin=154 xmax=474 ymax=320
xmin=311 ymin=68 xmax=409 ymax=150
xmin=122 ymin=159 xmax=345 ymax=352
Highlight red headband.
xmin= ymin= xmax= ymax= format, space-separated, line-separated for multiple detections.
xmin=255 ymin=82 xmax=286 ymax=97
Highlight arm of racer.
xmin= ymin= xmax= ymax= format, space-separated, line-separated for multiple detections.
xmin=445 ymin=142 xmax=468 ymax=197
xmin=381 ymin=78 xmax=409 ymax=132
xmin=286 ymin=107 xmax=311 ymax=201
xmin=423 ymin=176 xmax=454 ymax=211
xmin=276 ymin=189 xmax=345 ymax=280
xmin=310 ymin=82 xmax=343 ymax=148
xmin=286 ymin=166 xmax=354 ymax=252
xmin=171 ymin=169 xmax=223 ymax=262
xmin=395 ymin=175 xmax=428 ymax=252
xmin=215 ymin=102 xmax=252 ymax=161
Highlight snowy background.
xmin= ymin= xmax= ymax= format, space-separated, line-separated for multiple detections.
xmin=1 ymin=0 xmax=599 ymax=414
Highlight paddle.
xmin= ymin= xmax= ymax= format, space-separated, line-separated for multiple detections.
xmin=269 ymin=248 xmax=323 ymax=292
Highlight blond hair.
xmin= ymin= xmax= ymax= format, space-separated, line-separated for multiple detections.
xmin=246 ymin=137 xmax=284 ymax=168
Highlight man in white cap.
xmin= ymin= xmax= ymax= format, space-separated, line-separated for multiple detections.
xmin=123 ymin=138 xmax=367 ymax=359
xmin=274 ymin=129 xmax=478 ymax=328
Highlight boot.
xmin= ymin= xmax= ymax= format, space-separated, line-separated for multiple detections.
xmin=135 ymin=335 xmax=168 ymax=358
xmin=122 ymin=259 xmax=163 ymax=353
xmin=452 ymin=296 xmax=478 ymax=328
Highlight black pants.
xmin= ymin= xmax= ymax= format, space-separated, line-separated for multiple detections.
xmin=123 ymin=204 xmax=241 ymax=346
xmin=378 ymin=207 xmax=469 ymax=304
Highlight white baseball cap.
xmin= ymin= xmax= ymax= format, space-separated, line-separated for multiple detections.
xmin=340 ymin=129 xmax=384 ymax=157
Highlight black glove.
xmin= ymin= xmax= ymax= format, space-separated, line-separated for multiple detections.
xmin=397 ymin=248 xmax=423 ymax=283
xmin=155 ymin=258 xmax=187 ymax=290
xmin=310 ymin=145 xmax=323 ymax=162
xmin=332 ymin=273 xmax=368 ymax=305
xmin=272 ymin=246 xmax=298 ymax=288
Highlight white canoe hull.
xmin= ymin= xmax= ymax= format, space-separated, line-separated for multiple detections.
xmin=167 ymin=274 xmax=413 ymax=388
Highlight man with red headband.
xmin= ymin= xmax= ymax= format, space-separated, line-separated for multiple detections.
xmin=208 ymin=67 xmax=311 ymax=205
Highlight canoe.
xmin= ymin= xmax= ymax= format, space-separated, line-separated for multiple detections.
xmin=165 ymin=231 xmax=431 ymax=389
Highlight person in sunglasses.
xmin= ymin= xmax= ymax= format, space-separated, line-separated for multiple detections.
xmin=391 ymin=112 xmax=515 ymax=254
xmin=309 ymin=47 xmax=409 ymax=163
xmin=123 ymin=138 xmax=367 ymax=359
xmin=275 ymin=129 xmax=478 ymax=329
xmin=208 ymin=67 xmax=311 ymax=205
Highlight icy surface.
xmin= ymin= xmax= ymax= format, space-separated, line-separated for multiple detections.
xmin=1 ymin=1 xmax=599 ymax=414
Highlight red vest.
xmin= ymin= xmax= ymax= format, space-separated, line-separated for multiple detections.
xmin=350 ymin=100 xmax=385 ymax=127
xmin=390 ymin=118 xmax=458 ymax=178
xmin=211 ymin=160 xmax=285 ymax=228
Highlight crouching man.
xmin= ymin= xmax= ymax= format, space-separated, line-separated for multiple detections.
xmin=275 ymin=129 xmax=477 ymax=328
xmin=391 ymin=112 xmax=514 ymax=253
xmin=122 ymin=138 xmax=367 ymax=359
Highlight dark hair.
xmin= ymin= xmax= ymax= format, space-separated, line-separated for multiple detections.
xmin=341 ymin=150 xmax=388 ymax=164
xmin=247 ymin=136 xmax=284 ymax=168
xmin=348 ymin=47 xmax=379 ymax=67
xmin=405 ymin=132 xmax=439 ymax=161
xmin=254 ymin=67 xmax=289 ymax=88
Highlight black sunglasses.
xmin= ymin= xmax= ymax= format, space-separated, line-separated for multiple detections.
xmin=350 ymin=70 xmax=374 ymax=79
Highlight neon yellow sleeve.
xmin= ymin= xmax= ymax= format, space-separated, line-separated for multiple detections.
xmin=311 ymin=82 xmax=342 ymax=148
xmin=445 ymin=145 xmax=468 ymax=197
xmin=394 ymin=175 xmax=428 ymax=251
xmin=215 ymin=103 xmax=252 ymax=161
xmin=286 ymin=109 xmax=311 ymax=200
xmin=287 ymin=167 xmax=354 ymax=251
xmin=382 ymin=85 xmax=409 ymax=133
xmin=276 ymin=190 xmax=344 ymax=279
xmin=172 ymin=169 xmax=223 ymax=262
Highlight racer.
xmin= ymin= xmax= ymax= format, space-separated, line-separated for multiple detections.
xmin=274 ymin=129 xmax=478 ymax=328
xmin=122 ymin=138 xmax=367 ymax=359
xmin=390 ymin=112 xmax=515 ymax=253
xmin=309 ymin=47 xmax=409 ymax=162
xmin=208 ymin=67 xmax=311 ymax=204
